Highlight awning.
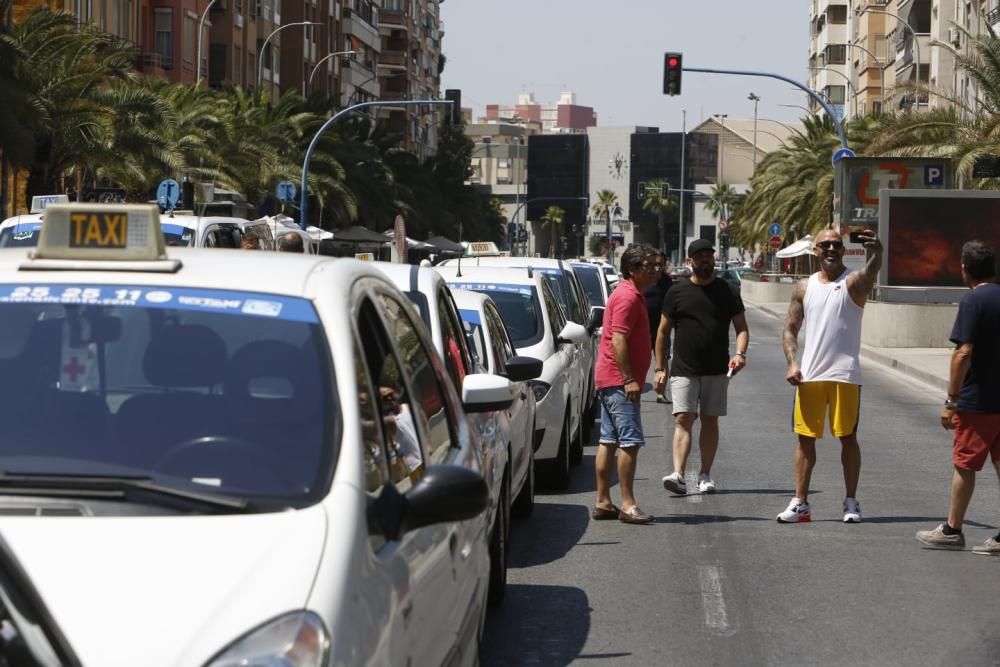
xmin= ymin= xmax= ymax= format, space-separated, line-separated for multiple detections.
xmin=776 ymin=235 xmax=814 ymax=258
xmin=425 ymin=235 xmax=465 ymax=254
xmin=334 ymin=226 xmax=390 ymax=244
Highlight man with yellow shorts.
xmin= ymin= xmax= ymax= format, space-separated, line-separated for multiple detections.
xmin=779 ymin=229 xmax=882 ymax=524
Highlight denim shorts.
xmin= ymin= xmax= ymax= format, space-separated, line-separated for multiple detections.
xmin=598 ymin=386 xmax=645 ymax=448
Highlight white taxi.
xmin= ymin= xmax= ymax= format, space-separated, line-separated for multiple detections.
xmin=0 ymin=203 xmax=505 ymax=666
xmin=434 ymin=266 xmax=590 ymax=490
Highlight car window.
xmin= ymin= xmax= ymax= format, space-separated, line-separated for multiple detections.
xmin=381 ymin=293 xmax=455 ymax=466
xmin=203 ymin=225 xmax=240 ymax=248
xmin=573 ymin=265 xmax=606 ymax=307
xmin=483 ymin=306 xmax=509 ymax=376
xmin=541 ymin=279 xmax=566 ymax=335
xmin=567 ymin=270 xmax=592 ymax=318
xmin=0 ymin=283 xmax=335 ymax=509
xmin=458 ymin=309 xmax=488 ymax=372
xmin=452 ymin=283 xmax=544 ymax=349
xmin=437 ymin=288 xmax=472 ymax=388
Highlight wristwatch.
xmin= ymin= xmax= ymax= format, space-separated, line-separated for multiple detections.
xmin=735 ymin=351 xmax=747 ymax=358
xmin=654 ymin=367 xmax=666 ymax=372
xmin=944 ymin=398 xmax=958 ymax=410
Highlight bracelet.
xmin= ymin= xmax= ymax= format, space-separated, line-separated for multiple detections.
xmin=735 ymin=351 xmax=747 ymax=358
xmin=654 ymin=367 xmax=666 ymax=372
xmin=623 ymin=377 xmax=636 ymax=385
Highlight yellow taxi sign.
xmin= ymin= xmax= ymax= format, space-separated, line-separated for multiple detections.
xmin=34 ymin=203 xmax=166 ymax=261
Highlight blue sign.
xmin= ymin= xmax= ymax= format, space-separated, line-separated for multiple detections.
xmin=831 ymin=147 xmax=856 ymax=167
xmin=156 ymin=179 xmax=180 ymax=209
xmin=924 ymin=165 xmax=945 ymax=186
xmin=768 ymin=223 xmax=782 ymax=237
xmin=276 ymin=180 xmax=297 ymax=203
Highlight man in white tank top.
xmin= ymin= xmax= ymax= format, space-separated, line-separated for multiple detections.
xmin=777 ymin=228 xmax=882 ymax=524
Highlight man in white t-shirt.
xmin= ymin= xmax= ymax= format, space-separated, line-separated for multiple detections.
xmin=779 ymin=228 xmax=882 ymax=524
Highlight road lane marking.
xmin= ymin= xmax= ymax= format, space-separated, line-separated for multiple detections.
xmin=698 ymin=565 xmax=730 ymax=633
xmin=686 ymin=473 xmax=701 ymax=503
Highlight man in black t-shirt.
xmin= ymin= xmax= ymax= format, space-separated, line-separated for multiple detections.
xmin=653 ymin=239 xmax=749 ymax=496
xmin=644 ymin=252 xmax=674 ymax=403
xmin=917 ymin=241 xmax=1000 ymax=554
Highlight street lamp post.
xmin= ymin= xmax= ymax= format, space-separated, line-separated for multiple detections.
xmin=195 ymin=0 xmax=218 ymax=86
xmin=859 ymin=6 xmax=922 ymax=107
xmin=779 ymin=102 xmax=812 ymax=115
xmin=678 ymin=109 xmax=686 ymax=266
xmin=748 ymin=93 xmax=760 ymax=169
xmin=714 ymin=113 xmax=728 ymax=185
xmin=308 ymin=49 xmax=356 ymax=93
xmin=809 ymin=66 xmax=858 ymax=118
xmin=258 ymin=21 xmax=320 ymax=91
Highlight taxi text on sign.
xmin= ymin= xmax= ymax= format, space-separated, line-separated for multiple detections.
xmin=70 ymin=211 xmax=128 ymax=248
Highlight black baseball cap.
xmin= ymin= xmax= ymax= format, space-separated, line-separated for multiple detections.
xmin=687 ymin=239 xmax=715 ymax=257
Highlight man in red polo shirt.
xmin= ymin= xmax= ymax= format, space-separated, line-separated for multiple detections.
xmin=592 ymin=243 xmax=660 ymax=524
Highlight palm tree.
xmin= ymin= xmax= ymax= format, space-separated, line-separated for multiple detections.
xmin=703 ymin=182 xmax=739 ymax=221
xmin=640 ymin=179 xmax=675 ymax=252
xmin=539 ymin=205 xmax=565 ymax=258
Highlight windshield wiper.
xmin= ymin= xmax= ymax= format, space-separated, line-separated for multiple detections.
xmin=0 ymin=473 xmax=253 ymax=513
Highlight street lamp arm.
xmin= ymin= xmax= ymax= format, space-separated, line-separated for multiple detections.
xmin=258 ymin=21 xmax=321 ymax=90
xmin=195 ymin=0 xmax=218 ymax=86
xmin=859 ymin=7 xmax=921 ymax=101
xmin=685 ymin=66 xmax=849 ymax=149
xmin=809 ymin=66 xmax=859 ymax=118
xmin=847 ymin=42 xmax=885 ymax=110
xmin=309 ymin=50 xmax=356 ymax=87
xmin=298 ymin=100 xmax=455 ymax=229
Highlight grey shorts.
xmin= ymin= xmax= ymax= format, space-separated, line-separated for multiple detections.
xmin=670 ymin=375 xmax=729 ymax=417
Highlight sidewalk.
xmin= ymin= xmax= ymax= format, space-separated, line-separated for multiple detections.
xmin=746 ymin=300 xmax=951 ymax=392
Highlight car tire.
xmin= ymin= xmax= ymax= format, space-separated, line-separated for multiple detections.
xmin=511 ymin=436 xmax=535 ymax=518
xmin=540 ymin=413 xmax=571 ymax=490
xmin=487 ymin=469 xmax=510 ymax=606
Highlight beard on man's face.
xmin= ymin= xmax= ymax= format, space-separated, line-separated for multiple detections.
xmin=692 ymin=262 xmax=714 ymax=279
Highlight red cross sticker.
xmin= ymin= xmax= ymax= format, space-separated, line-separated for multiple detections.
xmin=62 ymin=356 xmax=86 ymax=383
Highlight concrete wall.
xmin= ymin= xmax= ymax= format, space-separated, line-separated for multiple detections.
xmin=740 ymin=279 xmax=798 ymax=304
xmin=861 ymin=302 xmax=958 ymax=348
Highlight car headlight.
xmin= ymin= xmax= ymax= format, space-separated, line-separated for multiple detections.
xmin=529 ymin=380 xmax=551 ymax=402
xmin=206 ymin=611 xmax=329 ymax=667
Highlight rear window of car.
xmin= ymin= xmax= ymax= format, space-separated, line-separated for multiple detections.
xmin=0 ymin=283 xmax=337 ymax=510
xmin=572 ymin=264 xmax=606 ymax=307
xmin=449 ymin=283 xmax=543 ymax=349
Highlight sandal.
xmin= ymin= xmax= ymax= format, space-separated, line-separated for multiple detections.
xmin=591 ymin=504 xmax=619 ymax=520
xmin=618 ymin=506 xmax=654 ymax=524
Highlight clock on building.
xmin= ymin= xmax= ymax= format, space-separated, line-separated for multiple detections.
xmin=609 ymin=152 xmax=627 ymax=179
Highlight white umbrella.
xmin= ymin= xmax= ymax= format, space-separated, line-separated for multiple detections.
xmin=776 ymin=235 xmax=814 ymax=258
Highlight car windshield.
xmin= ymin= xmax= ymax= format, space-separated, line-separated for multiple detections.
xmin=162 ymin=223 xmax=195 ymax=247
xmin=573 ymin=266 xmax=606 ymax=306
xmin=450 ymin=283 xmax=543 ymax=348
xmin=0 ymin=284 xmax=336 ymax=510
xmin=0 ymin=224 xmax=42 ymax=248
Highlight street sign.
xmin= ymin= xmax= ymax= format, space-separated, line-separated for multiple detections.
xmin=831 ymin=147 xmax=856 ymax=167
xmin=769 ymin=235 xmax=782 ymax=251
xmin=768 ymin=223 xmax=782 ymax=237
xmin=156 ymin=179 xmax=180 ymax=210
xmin=276 ymin=180 xmax=297 ymax=203
xmin=718 ymin=219 xmax=728 ymax=230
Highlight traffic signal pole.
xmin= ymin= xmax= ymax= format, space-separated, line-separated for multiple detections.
xmin=682 ymin=66 xmax=849 ymax=150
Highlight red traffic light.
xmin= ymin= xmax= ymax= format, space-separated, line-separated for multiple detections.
xmin=663 ymin=52 xmax=683 ymax=96
xmin=668 ymin=57 xmax=679 ymax=68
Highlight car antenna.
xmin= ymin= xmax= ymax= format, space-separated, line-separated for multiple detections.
xmin=456 ymin=219 xmax=463 ymax=277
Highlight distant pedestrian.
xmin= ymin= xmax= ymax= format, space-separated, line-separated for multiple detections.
xmin=778 ymin=228 xmax=881 ymax=524
xmin=916 ymin=241 xmax=1000 ymax=553
xmin=278 ymin=232 xmax=305 ymax=253
xmin=593 ymin=243 xmax=659 ymax=524
xmin=654 ymin=239 xmax=749 ymax=497
xmin=240 ymin=230 xmax=261 ymax=250
xmin=644 ymin=252 xmax=674 ymax=403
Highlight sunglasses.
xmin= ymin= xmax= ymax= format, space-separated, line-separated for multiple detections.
xmin=639 ymin=262 xmax=663 ymax=271
xmin=816 ymin=241 xmax=844 ymax=250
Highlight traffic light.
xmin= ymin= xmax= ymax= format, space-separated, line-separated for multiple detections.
xmin=663 ymin=52 xmax=683 ymax=96
xmin=444 ymin=89 xmax=461 ymax=124
xmin=638 ymin=182 xmax=645 ymax=200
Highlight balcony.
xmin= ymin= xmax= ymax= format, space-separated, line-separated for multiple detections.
xmin=988 ymin=5 xmax=1000 ymax=26
xmin=138 ymin=52 xmax=172 ymax=72
xmin=378 ymin=50 xmax=406 ymax=70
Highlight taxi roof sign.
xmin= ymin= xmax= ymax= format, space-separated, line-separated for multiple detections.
xmin=32 ymin=203 xmax=168 ymax=262
xmin=30 ymin=194 xmax=69 ymax=214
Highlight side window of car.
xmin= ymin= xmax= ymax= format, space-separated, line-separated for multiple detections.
xmin=437 ymin=288 xmax=471 ymax=388
xmin=356 ymin=298 xmax=425 ymax=493
xmin=351 ymin=337 xmax=389 ymax=493
xmin=570 ymin=272 xmax=591 ymax=317
xmin=380 ymin=293 xmax=456 ymax=466
xmin=484 ymin=306 xmax=508 ymax=376
xmin=542 ymin=280 xmax=566 ymax=334
xmin=492 ymin=304 xmax=517 ymax=361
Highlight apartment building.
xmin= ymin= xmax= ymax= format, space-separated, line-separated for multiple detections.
xmin=377 ymin=0 xmax=446 ymax=155
xmin=808 ymin=0 xmax=852 ymax=118
xmin=339 ymin=0 xmax=380 ymax=107
xmin=485 ymin=91 xmax=597 ymax=134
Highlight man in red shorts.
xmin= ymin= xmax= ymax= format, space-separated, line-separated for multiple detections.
xmin=917 ymin=241 xmax=1000 ymax=554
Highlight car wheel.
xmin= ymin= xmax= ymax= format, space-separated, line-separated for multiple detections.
xmin=487 ymin=469 xmax=510 ymax=606
xmin=512 ymin=435 xmax=535 ymax=518
xmin=540 ymin=413 xmax=571 ymax=490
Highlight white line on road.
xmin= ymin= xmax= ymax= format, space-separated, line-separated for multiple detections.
xmin=698 ymin=565 xmax=730 ymax=633
xmin=686 ymin=473 xmax=701 ymax=503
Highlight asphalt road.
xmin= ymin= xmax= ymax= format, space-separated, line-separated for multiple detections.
xmin=481 ymin=305 xmax=1000 ymax=667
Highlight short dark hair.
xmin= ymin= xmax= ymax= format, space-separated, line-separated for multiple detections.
xmin=620 ymin=243 xmax=657 ymax=279
xmin=279 ymin=233 xmax=305 ymax=253
xmin=962 ymin=240 xmax=996 ymax=281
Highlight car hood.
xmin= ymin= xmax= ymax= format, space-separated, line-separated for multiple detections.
xmin=0 ymin=506 xmax=327 ymax=667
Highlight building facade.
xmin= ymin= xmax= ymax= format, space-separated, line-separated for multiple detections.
xmin=486 ymin=91 xmax=597 ymax=134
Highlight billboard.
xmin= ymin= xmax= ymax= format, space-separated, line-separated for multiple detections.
xmin=834 ymin=157 xmax=952 ymax=271
xmin=878 ymin=189 xmax=1000 ymax=288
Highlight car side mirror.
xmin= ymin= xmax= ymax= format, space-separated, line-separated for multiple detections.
xmin=462 ymin=373 xmax=515 ymax=412
xmin=556 ymin=321 xmax=589 ymax=347
xmin=587 ymin=306 xmax=605 ymax=334
xmin=368 ymin=466 xmax=489 ymax=541
xmin=504 ymin=356 xmax=543 ymax=382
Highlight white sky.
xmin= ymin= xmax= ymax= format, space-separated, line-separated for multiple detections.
xmin=440 ymin=0 xmax=812 ymax=130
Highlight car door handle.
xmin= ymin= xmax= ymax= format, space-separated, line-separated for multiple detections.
xmin=520 ymin=390 xmax=527 ymax=400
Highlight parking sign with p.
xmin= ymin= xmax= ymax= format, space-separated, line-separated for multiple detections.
xmin=924 ymin=165 xmax=945 ymax=186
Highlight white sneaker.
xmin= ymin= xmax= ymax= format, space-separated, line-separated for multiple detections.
xmin=662 ymin=472 xmax=687 ymax=495
xmin=776 ymin=498 xmax=811 ymax=523
xmin=697 ymin=473 xmax=716 ymax=494
xmin=843 ymin=497 xmax=861 ymax=523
